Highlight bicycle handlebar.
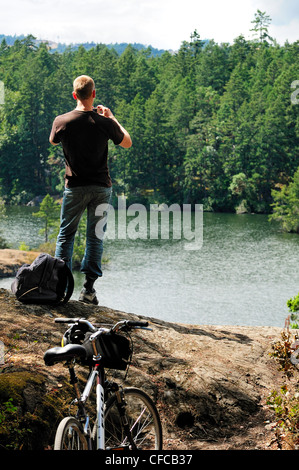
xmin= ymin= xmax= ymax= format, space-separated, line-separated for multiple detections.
xmin=55 ymin=317 xmax=97 ymax=332
xmin=54 ymin=317 xmax=150 ymax=334
xmin=112 ymin=320 xmax=149 ymax=331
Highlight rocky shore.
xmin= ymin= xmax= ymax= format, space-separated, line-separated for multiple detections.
xmin=0 ymin=249 xmax=41 ymax=278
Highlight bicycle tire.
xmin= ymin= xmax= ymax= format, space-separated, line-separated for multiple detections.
xmin=54 ymin=417 xmax=89 ymax=450
xmin=104 ymin=387 xmax=163 ymax=450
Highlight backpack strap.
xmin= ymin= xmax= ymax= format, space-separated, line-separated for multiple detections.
xmin=61 ymin=264 xmax=74 ymax=304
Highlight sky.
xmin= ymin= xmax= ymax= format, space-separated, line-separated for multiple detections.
xmin=0 ymin=0 xmax=298 ymax=50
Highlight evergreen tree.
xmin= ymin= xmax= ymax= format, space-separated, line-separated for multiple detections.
xmin=270 ymin=167 xmax=299 ymax=233
xmin=250 ymin=10 xmax=273 ymax=43
xmin=33 ymin=194 xmax=60 ymax=242
xmin=0 ymin=27 xmax=298 ymax=218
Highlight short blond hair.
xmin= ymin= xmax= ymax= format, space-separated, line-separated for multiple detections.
xmin=73 ymin=75 xmax=95 ymax=100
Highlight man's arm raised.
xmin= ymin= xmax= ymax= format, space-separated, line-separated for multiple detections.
xmin=95 ymin=105 xmax=132 ymax=148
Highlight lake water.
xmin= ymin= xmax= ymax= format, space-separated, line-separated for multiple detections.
xmin=1 ymin=206 xmax=299 ymax=328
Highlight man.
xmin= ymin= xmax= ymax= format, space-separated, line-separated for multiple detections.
xmin=49 ymin=75 xmax=132 ymax=304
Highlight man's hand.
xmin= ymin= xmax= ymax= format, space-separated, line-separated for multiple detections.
xmin=94 ymin=105 xmax=132 ymax=148
xmin=94 ymin=105 xmax=114 ymax=118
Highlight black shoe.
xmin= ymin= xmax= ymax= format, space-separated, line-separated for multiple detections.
xmin=79 ymin=288 xmax=99 ymax=305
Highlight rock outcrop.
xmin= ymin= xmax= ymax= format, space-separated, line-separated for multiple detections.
xmin=0 ymin=288 xmax=285 ymax=450
xmin=0 ymin=249 xmax=41 ymax=278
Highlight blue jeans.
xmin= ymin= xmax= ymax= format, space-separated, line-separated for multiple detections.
xmin=55 ymin=185 xmax=112 ymax=280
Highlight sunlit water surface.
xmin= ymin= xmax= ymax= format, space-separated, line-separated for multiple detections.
xmin=1 ymin=207 xmax=299 ymax=327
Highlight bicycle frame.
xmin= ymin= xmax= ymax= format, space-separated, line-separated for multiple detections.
xmin=67 ymin=361 xmax=106 ymax=450
xmin=95 ymin=367 xmax=105 ymax=450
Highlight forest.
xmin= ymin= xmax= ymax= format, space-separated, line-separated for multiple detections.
xmin=0 ymin=10 xmax=298 ymax=217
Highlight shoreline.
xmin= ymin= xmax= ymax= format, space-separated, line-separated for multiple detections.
xmin=0 ymin=248 xmax=41 ymax=278
xmin=0 ymin=248 xmax=289 ymax=331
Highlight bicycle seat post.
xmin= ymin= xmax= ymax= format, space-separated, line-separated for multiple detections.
xmin=67 ymin=362 xmax=81 ymax=402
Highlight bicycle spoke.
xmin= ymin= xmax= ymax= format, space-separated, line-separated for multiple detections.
xmin=105 ymin=388 xmax=162 ymax=450
xmin=54 ymin=418 xmax=88 ymax=450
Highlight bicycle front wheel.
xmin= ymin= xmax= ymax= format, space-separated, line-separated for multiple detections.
xmin=54 ymin=417 xmax=89 ymax=450
xmin=105 ymin=387 xmax=163 ymax=450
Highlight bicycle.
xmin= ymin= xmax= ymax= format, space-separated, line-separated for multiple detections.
xmin=43 ymin=317 xmax=163 ymax=450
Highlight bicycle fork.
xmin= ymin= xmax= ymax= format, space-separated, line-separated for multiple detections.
xmin=114 ymin=388 xmax=138 ymax=451
xmin=95 ymin=369 xmax=137 ymax=451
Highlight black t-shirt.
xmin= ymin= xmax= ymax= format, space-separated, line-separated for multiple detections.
xmin=49 ymin=109 xmax=124 ymax=188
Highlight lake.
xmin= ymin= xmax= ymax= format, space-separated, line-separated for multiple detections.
xmin=1 ymin=206 xmax=299 ymax=328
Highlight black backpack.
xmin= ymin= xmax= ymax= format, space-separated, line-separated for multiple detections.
xmin=11 ymin=253 xmax=74 ymax=305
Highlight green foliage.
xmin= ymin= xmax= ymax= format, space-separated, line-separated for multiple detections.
xmin=0 ymin=196 xmax=9 ymax=248
xmin=72 ymin=213 xmax=87 ymax=268
xmin=18 ymin=241 xmax=29 ymax=251
xmin=33 ymin=197 xmax=102 ymax=270
xmin=0 ymin=397 xmax=25 ymax=449
xmin=287 ymin=292 xmax=299 ymax=313
xmin=270 ymin=330 xmax=296 ymax=378
xmin=32 ymin=194 xmax=60 ymax=242
xmin=268 ymin=330 xmax=299 ymax=449
xmin=268 ymin=291 xmax=299 ymax=448
xmin=267 ymin=385 xmax=299 ymax=448
xmin=287 ymin=292 xmax=299 ymax=329
xmin=270 ymin=167 xmax=299 ymax=233
xmin=0 ymin=11 xmax=299 ymax=214
xmin=250 ymin=10 xmax=273 ymax=43
xmin=0 ymin=372 xmax=45 ymax=450
xmin=0 ymin=397 xmax=30 ymax=450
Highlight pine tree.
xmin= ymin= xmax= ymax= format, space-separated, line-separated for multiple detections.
xmin=250 ymin=10 xmax=273 ymax=43
xmin=33 ymin=194 xmax=60 ymax=242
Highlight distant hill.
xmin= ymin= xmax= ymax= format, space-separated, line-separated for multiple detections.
xmin=0 ymin=34 xmax=168 ymax=56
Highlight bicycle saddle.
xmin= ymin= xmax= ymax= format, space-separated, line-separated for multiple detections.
xmin=44 ymin=344 xmax=87 ymax=366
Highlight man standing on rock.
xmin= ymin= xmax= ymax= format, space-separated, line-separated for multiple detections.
xmin=49 ymin=75 xmax=132 ymax=304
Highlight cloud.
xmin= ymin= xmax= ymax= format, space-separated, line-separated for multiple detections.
xmin=0 ymin=0 xmax=297 ymax=48
xmin=252 ymin=0 xmax=299 ymax=25
xmin=250 ymin=0 xmax=299 ymax=43
xmin=270 ymin=17 xmax=299 ymax=43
